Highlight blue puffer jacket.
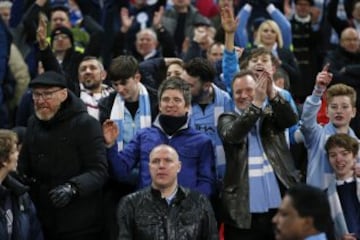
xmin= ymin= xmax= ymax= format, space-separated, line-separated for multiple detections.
xmin=107 ymin=117 xmax=217 ymax=197
xmin=0 ymin=175 xmax=43 ymax=240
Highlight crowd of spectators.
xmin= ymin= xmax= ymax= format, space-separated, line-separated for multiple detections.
xmin=1 ymin=0 xmax=360 ymax=239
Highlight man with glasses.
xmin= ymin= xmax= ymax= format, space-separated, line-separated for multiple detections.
xmin=19 ymin=71 xmax=108 ymax=240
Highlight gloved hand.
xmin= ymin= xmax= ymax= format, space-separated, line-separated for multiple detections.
xmin=49 ymin=183 xmax=77 ymax=208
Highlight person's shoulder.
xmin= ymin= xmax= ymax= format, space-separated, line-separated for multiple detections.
xmin=119 ymin=187 xmax=151 ymax=206
xmin=181 ymin=186 xmax=211 ymax=205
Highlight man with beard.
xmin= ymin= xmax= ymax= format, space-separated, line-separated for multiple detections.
xmin=181 ymin=57 xmax=232 ymax=184
xmin=18 ymin=71 xmax=108 ymax=240
xmin=78 ymin=56 xmax=113 ymax=119
xmin=102 ymin=77 xmax=216 ymax=198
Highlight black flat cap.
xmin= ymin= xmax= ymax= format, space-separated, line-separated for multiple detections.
xmin=29 ymin=71 xmax=67 ymax=88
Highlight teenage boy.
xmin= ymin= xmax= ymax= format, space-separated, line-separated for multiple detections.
xmin=301 ymin=65 xmax=358 ymax=189
xmin=324 ymin=133 xmax=360 ymax=240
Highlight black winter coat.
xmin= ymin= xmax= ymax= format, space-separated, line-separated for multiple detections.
xmin=19 ymin=91 xmax=108 ymax=239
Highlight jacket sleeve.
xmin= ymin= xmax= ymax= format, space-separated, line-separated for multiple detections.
xmin=327 ymin=0 xmax=348 ymax=36
xmin=196 ymin=138 xmax=217 ymax=197
xmin=234 ymin=4 xmax=251 ymax=48
xmin=269 ymin=94 xmax=298 ymax=130
xmin=116 ymin=196 xmax=134 ymax=240
xmin=106 ymin=132 xmax=141 ymax=182
xmin=267 ymin=4 xmax=292 ymax=49
xmin=27 ymin=194 xmax=44 ymax=240
xmin=68 ymin=117 xmax=109 ymax=196
xmin=38 ymin=46 xmax=63 ymax=74
xmin=222 ymin=49 xmax=239 ymax=95
xmin=218 ymin=107 xmax=261 ymax=144
xmin=82 ymin=15 xmax=104 ymax=57
xmin=198 ymin=194 xmax=219 ymax=240
xmin=300 ymin=94 xmax=323 ymax=147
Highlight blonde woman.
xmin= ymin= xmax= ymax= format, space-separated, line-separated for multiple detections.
xmin=241 ymin=20 xmax=300 ymax=91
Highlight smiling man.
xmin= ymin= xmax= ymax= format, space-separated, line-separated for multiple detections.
xmin=103 ymin=77 xmax=216 ymax=197
xmin=116 ymin=144 xmax=218 ymax=240
xmin=78 ymin=56 xmax=113 ymax=119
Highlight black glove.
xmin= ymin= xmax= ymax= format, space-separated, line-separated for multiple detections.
xmin=49 ymin=183 xmax=77 ymax=208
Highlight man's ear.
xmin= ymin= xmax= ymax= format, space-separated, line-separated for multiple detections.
xmin=59 ymin=89 xmax=68 ymax=103
xmin=134 ymin=72 xmax=141 ymax=83
xmin=352 ymin=107 xmax=357 ymax=118
xmin=101 ymin=70 xmax=107 ymax=81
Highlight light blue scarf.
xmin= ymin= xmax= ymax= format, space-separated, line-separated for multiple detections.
xmin=248 ymin=121 xmax=282 ymax=212
xmin=110 ymin=83 xmax=152 ymax=150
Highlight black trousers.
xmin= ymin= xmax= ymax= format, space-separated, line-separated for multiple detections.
xmin=224 ymin=209 xmax=277 ymax=240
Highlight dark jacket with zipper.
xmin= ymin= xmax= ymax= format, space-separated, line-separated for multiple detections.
xmin=0 ymin=174 xmax=43 ymax=240
xmin=117 ymin=186 xmax=219 ymax=240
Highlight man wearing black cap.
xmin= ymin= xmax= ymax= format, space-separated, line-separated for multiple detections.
xmin=35 ymin=4 xmax=103 ymax=97
xmin=18 ymin=71 xmax=108 ymax=240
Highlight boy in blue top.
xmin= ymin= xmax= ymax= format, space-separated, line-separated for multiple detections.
xmin=301 ymin=65 xmax=358 ymax=189
xmin=325 ymin=133 xmax=360 ymax=240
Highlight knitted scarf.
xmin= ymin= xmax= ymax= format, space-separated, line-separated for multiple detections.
xmin=110 ymin=83 xmax=152 ymax=150
xmin=80 ymin=84 xmax=113 ymax=120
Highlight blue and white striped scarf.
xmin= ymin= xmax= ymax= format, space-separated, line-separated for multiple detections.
xmin=248 ymin=121 xmax=282 ymax=212
xmin=327 ymin=177 xmax=360 ymax=239
xmin=235 ymin=100 xmax=282 ymax=212
xmin=110 ymin=83 xmax=152 ymax=150
xmin=80 ymin=83 xmax=113 ymax=120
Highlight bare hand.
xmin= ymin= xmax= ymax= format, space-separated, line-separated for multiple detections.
xmin=37 ymin=14 xmax=48 ymax=50
xmin=153 ymin=6 xmax=164 ymax=29
xmin=264 ymin=70 xmax=277 ymax=99
xmin=253 ymin=72 xmax=268 ymax=107
xmin=120 ymin=7 xmax=134 ymax=33
xmin=315 ymin=63 xmax=332 ymax=89
xmin=220 ymin=5 xmax=238 ymax=34
xmin=102 ymin=120 xmax=119 ymax=146
xmin=341 ymin=233 xmax=357 ymax=240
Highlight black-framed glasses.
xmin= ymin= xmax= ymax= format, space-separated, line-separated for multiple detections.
xmin=32 ymin=88 xmax=64 ymax=101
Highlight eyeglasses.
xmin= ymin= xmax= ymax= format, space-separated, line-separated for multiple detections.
xmin=53 ymin=34 xmax=69 ymax=41
xmin=32 ymin=88 xmax=63 ymax=101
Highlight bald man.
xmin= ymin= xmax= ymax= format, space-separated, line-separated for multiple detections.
xmin=324 ymin=27 xmax=360 ymax=137
xmin=116 ymin=144 xmax=219 ymax=240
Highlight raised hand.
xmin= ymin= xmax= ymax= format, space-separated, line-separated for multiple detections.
xmin=315 ymin=63 xmax=332 ymax=90
xmin=264 ymin=70 xmax=277 ymax=100
xmin=153 ymin=6 xmax=164 ymax=29
xmin=102 ymin=119 xmax=119 ymax=147
xmin=220 ymin=4 xmax=238 ymax=34
xmin=253 ymin=71 xmax=268 ymax=108
xmin=37 ymin=14 xmax=48 ymax=50
xmin=120 ymin=7 xmax=134 ymax=33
